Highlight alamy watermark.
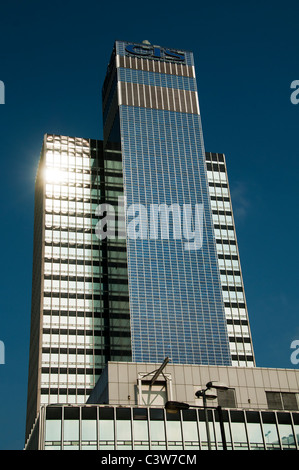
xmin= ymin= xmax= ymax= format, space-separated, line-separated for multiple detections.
xmin=95 ymin=197 xmax=204 ymax=251
xmin=290 ymin=340 xmax=299 ymax=365
xmin=0 ymin=81 xmax=5 ymax=104
xmin=0 ymin=340 xmax=5 ymax=365
xmin=290 ymin=80 xmax=299 ymax=105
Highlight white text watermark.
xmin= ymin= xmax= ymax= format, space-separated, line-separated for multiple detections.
xmin=95 ymin=197 xmax=204 ymax=251
xmin=0 ymin=340 xmax=4 ymax=365
xmin=290 ymin=80 xmax=299 ymax=105
xmin=290 ymin=340 xmax=299 ymax=365
xmin=0 ymin=81 xmax=4 ymax=104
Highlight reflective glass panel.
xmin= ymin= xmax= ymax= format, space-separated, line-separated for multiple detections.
xmin=277 ymin=413 xmax=296 ymax=449
xmin=45 ymin=420 xmax=61 ymax=442
xmin=230 ymin=411 xmax=248 ymax=450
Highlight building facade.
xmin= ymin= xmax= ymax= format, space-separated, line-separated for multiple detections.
xmin=25 ymin=362 xmax=299 ymax=451
xmin=206 ymin=152 xmax=255 ymax=367
xmin=26 ymin=40 xmax=258 ymax=444
xmin=25 ymin=135 xmax=132 ymax=439
xmin=102 ymin=40 xmax=236 ymax=367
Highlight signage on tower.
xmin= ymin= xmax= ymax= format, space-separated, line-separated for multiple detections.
xmin=125 ymin=43 xmax=185 ymax=63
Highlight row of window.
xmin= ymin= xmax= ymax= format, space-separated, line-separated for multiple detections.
xmin=213 ymin=215 xmax=233 ymax=226
xmin=44 ymin=264 xmax=101 ymax=276
xmin=43 ymin=284 xmax=128 ymax=298
xmin=33 ymin=404 xmax=299 ymax=451
xmin=216 ymin=244 xmax=238 ymax=255
xmin=207 ymin=171 xmax=227 ymax=184
xmin=46 ymin=135 xmax=91 ymax=145
xmin=118 ymin=67 xmax=197 ymax=91
xmin=45 ymin=201 xmax=99 ymax=212
xmin=46 ymin=187 xmax=98 ymax=198
xmin=43 ymin=298 xmax=102 ymax=309
xmin=218 ymin=259 xmax=240 ymax=269
xmin=42 ymin=302 xmax=130 ymax=317
xmin=45 ymin=169 xmax=92 ymax=184
xmin=211 ymin=200 xmax=231 ymax=211
xmin=206 ymin=162 xmax=226 ymax=173
xmin=41 ymin=350 xmax=130 ymax=363
xmin=44 ymin=246 xmax=100 ymax=259
xmin=205 ymin=152 xmax=225 ymax=163
xmin=224 ymin=307 xmax=247 ymax=318
xmin=45 ymin=156 xmax=92 ymax=171
xmin=225 ymin=302 xmax=246 ymax=309
xmin=221 ymin=274 xmax=242 ymax=285
xmin=209 ymin=187 xmax=229 ymax=198
xmin=226 ymin=323 xmax=250 ymax=335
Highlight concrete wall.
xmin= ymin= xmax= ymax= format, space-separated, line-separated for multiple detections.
xmin=88 ymin=361 xmax=299 ymax=411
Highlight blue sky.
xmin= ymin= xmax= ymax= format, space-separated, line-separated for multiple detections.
xmin=0 ymin=0 xmax=298 ymax=450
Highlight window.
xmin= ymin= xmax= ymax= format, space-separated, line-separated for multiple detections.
xmin=149 ymin=409 xmax=166 ymax=450
xmin=266 ymin=392 xmax=298 ymax=411
xmin=245 ymin=411 xmax=264 ymax=450
xmin=140 ymin=381 xmax=167 ymax=406
xmin=81 ymin=407 xmax=97 ymax=450
xmin=116 ymin=408 xmax=132 ymax=450
xmin=230 ymin=411 xmax=248 ymax=449
xmin=63 ymin=407 xmax=80 ymax=450
xmin=45 ymin=407 xmax=62 ymax=448
xmin=217 ymin=388 xmax=236 ymax=408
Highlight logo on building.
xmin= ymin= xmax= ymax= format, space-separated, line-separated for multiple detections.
xmin=125 ymin=43 xmax=185 ymax=62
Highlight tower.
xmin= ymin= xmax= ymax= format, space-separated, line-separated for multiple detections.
xmin=101 ymin=40 xmax=234 ymax=365
xmin=25 ymin=40 xmax=256 ymax=443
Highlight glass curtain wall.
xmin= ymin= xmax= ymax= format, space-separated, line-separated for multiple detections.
xmin=102 ymin=41 xmax=232 ymax=367
xmin=35 ymin=405 xmax=299 ymax=451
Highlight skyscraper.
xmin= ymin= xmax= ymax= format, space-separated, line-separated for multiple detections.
xmin=205 ymin=152 xmax=254 ymax=367
xmin=25 ymin=135 xmax=132 ymax=439
xmin=25 ymin=40 xmax=255 ymax=441
xmin=102 ymin=40 xmax=232 ymax=367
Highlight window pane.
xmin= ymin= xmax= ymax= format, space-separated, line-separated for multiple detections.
xmin=218 ymin=389 xmax=236 ymax=408
xmin=166 ymin=420 xmax=183 ymax=449
xmin=230 ymin=412 xmax=248 ymax=450
xmin=282 ymin=393 xmax=298 ymax=411
xmin=263 ymin=424 xmax=280 ymax=450
xmin=278 ymin=414 xmax=296 ymax=449
xmin=247 ymin=423 xmax=264 ymax=449
xmin=198 ymin=410 xmax=215 ymax=450
xmin=149 ymin=421 xmax=166 ymax=449
xmin=45 ymin=420 xmax=61 ymax=442
xmin=133 ymin=420 xmax=149 ymax=449
xmin=278 ymin=423 xmax=296 ymax=449
xmin=82 ymin=420 xmax=97 ymax=441
xmin=266 ymin=392 xmax=283 ymax=410
xmin=182 ymin=421 xmax=199 ymax=449
xmin=231 ymin=422 xmax=248 ymax=449
xmin=116 ymin=420 xmax=132 ymax=449
xmin=99 ymin=420 xmax=114 ymax=449
xmin=64 ymin=420 xmax=79 ymax=440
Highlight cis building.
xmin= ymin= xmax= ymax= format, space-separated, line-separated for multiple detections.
xmin=25 ymin=40 xmax=299 ymax=450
